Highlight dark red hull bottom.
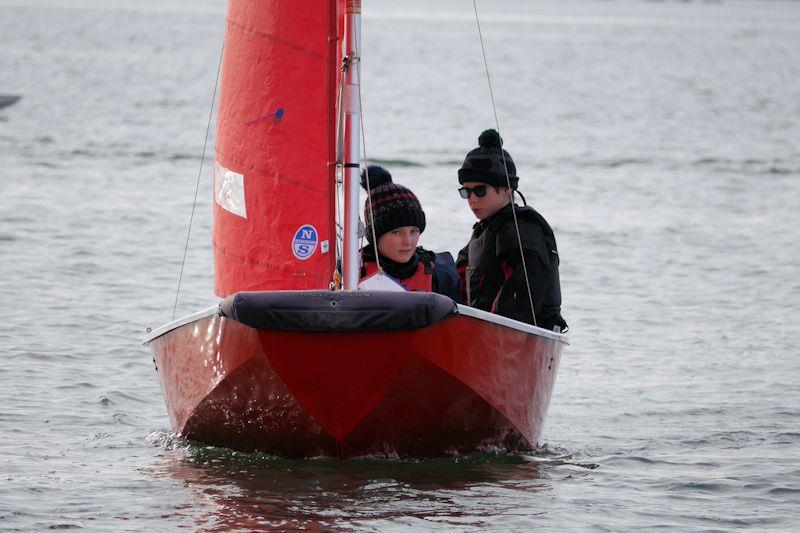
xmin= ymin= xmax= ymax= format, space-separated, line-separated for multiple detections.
xmin=151 ymin=313 xmax=563 ymax=458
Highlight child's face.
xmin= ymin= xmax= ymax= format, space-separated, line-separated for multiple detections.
xmin=462 ymin=181 xmax=511 ymax=220
xmin=377 ymin=226 xmax=421 ymax=263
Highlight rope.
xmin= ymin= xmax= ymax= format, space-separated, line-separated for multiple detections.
xmin=472 ymin=0 xmax=538 ymax=327
xmin=171 ymin=42 xmax=224 ymax=321
xmin=334 ymin=57 xmax=348 ymax=269
xmin=341 ymin=31 xmax=380 ymax=272
xmin=357 ymin=55 xmax=381 ymax=272
xmin=333 ymin=52 xmax=378 ymax=285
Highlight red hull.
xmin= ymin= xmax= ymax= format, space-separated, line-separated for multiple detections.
xmin=150 ymin=310 xmax=563 ymax=458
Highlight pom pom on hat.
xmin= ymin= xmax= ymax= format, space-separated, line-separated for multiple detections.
xmin=360 ymin=165 xmax=393 ymax=191
xmin=478 ymin=129 xmax=503 ymax=149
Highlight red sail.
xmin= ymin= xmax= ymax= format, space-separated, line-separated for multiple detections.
xmin=213 ymin=1 xmax=339 ymax=296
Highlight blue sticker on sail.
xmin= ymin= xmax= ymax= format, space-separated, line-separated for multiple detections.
xmin=292 ymin=224 xmax=318 ymax=260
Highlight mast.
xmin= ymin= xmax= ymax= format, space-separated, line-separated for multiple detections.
xmin=341 ymin=0 xmax=362 ymax=290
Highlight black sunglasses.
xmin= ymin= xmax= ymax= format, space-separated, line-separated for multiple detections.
xmin=458 ymin=185 xmax=488 ymax=199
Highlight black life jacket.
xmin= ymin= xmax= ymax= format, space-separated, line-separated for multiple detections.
xmin=463 ymin=204 xmax=558 ymax=314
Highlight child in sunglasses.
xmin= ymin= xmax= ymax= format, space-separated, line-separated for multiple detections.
xmin=358 ymin=166 xmax=459 ymax=299
xmin=456 ymin=129 xmax=567 ymax=332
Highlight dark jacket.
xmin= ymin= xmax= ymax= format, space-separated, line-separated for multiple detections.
xmin=361 ymin=245 xmax=460 ymax=301
xmin=457 ymin=204 xmax=567 ymax=331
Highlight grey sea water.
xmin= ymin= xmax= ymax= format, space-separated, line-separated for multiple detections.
xmin=2 ymin=0 xmax=799 ymax=530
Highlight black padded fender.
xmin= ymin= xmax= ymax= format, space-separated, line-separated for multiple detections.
xmin=219 ymin=290 xmax=458 ymax=332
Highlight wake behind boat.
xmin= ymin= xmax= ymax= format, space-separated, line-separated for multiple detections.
xmin=144 ymin=0 xmax=567 ymax=459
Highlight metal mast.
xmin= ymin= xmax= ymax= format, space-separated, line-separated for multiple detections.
xmin=341 ymin=0 xmax=362 ymax=290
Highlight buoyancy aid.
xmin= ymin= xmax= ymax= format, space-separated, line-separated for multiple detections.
xmin=361 ymin=257 xmax=433 ymax=292
xmin=461 ymin=204 xmax=559 ymax=315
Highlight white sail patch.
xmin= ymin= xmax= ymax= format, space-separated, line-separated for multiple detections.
xmin=214 ymin=161 xmax=247 ymax=218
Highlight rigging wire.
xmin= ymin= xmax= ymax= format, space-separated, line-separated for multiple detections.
xmin=356 ymin=47 xmax=381 ymax=271
xmin=472 ymin=0 xmax=538 ymax=327
xmin=334 ymin=44 xmax=378 ymax=285
xmin=171 ymin=42 xmax=224 ymax=321
xmin=334 ymin=57 xmax=348 ymax=274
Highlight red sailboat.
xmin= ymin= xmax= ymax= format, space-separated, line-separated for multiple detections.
xmin=144 ymin=0 xmax=568 ymax=458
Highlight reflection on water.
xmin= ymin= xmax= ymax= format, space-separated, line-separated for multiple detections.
xmin=147 ymin=437 xmax=592 ymax=531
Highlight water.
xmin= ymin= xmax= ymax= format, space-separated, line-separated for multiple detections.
xmin=2 ymin=0 xmax=799 ymax=529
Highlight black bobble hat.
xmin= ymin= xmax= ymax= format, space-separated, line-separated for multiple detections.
xmin=361 ymin=165 xmax=426 ymax=243
xmin=458 ymin=129 xmax=519 ymax=189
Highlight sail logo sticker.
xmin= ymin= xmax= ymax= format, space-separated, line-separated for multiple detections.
xmin=292 ymin=225 xmax=318 ymax=260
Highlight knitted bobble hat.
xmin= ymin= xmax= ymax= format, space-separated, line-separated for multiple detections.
xmin=457 ymin=129 xmax=519 ymax=189
xmin=361 ymin=165 xmax=426 ymax=243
